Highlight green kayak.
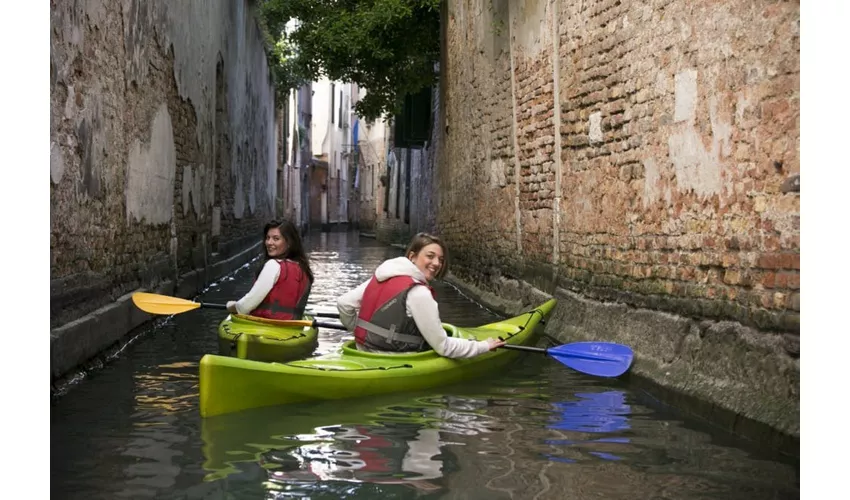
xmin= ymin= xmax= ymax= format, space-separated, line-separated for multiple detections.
xmin=199 ymin=298 xmax=557 ymax=418
xmin=217 ymin=313 xmax=319 ymax=363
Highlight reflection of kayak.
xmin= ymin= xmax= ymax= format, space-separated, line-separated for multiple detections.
xmin=261 ymin=426 xmax=447 ymax=494
xmin=201 ymin=394 xmax=444 ymax=479
xmin=216 ymin=313 xmax=319 ymax=363
xmin=199 ymin=298 xmax=557 ymax=418
xmin=201 ymin=392 xmax=479 ymax=484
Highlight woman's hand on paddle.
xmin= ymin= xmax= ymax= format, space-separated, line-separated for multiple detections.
xmin=226 ymin=301 xmax=238 ymax=314
xmin=486 ymin=338 xmax=506 ymax=351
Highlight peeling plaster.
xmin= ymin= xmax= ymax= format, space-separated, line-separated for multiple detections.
xmin=489 ymin=158 xmax=507 ymax=188
xmin=510 ymin=0 xmax=550 ymax=57
xmin=182 ymin=165 xmax=200 ymax=216
xmin=181 ymin=164 xmax=216 ymax=218
xmin=589 ymin=112 xmax=603 ymax=143
xmin=121 ymin=0 xmax=276 ymax=220
xmin=125 ymin=103 xmax=176 ymax=224
xmin=668 ymin=72 xmax=732 ymax=197
xmin=642 ymin=158 xmax=660 ymax=208
xmin=674 ymin=69 xmax=698 ymax=123
xmin=51 ymin=142 xmax=65 ymax=185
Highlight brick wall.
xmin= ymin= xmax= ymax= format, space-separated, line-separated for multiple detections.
xmin=50 ymin=0 xmax=276 ymax=328
xmin=441 ymin=0 xmax=799 ymax=335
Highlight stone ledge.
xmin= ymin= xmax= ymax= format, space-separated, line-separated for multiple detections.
xmin=443 ymin=271 xmax=799 ymax=457
xmin=50 ymin=241 xmax=261 ymax=382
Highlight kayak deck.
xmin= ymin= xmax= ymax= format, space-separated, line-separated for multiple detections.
xmin=217 ymin=313 xmax=319 ymax=363
xmin=200 ymin=298 xmax=557 ymax=418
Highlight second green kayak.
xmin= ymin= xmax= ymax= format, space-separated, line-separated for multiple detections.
xmin=217 ymin=313 xmax=319 ymax=363
xmin=200 ymin=298 xmax=557 ymax=418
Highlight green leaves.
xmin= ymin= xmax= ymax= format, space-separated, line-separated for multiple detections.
xmin=258 ymin=0 xmax=441 ymax=121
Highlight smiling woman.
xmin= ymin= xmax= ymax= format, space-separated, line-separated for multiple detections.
xmin=336 ymin=233 xmax=505 ymax=358
xmin=226 ymin=220 xmax=314 ymax=320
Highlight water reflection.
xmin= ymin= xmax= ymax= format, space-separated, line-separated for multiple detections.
xmin=262 ymin=424 xmax=446 ymax=493
xmin=201 ymin=390 xmax=641 ymax=497
xmin=548 ymin=391 xmax=631 ymax=433
xmin=201 ymin=393 xmax=499 ymax=497
xmin=543 ymin=391 xmax=632 ymax=464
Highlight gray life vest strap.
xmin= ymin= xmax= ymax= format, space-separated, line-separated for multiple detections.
xmin=355 ymin=318 xmax=425 ymax=348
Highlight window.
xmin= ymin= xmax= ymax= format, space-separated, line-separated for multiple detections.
xmin=394 ymin=87 xmax=433 ymax=147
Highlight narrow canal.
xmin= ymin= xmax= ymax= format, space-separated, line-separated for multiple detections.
xmin=51 ymin=233 xmax=799 ymax=500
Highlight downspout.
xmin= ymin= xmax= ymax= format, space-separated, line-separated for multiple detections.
xmin=551 ymin=0 xmax=563 ymax=263
xmin=509 ymin=12 xmax=523 ymax=253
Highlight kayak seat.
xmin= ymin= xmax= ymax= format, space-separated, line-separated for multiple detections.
xmin=442 ymin=324 xmax=466 ymax=338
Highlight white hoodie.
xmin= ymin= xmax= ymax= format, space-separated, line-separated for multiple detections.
xmin=337 ymin=256 xmax=492 ymax=359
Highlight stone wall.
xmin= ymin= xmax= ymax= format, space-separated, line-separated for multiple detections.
xmin=50 ymin=0 xmax=277 ymax=376
xmin=440 ymin=0 xmax=799 ymax=439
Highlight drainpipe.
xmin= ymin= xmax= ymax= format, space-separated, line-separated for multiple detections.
xmin=551 ymin=0 xmax=563 ymax=263
xmin=509 ymin=18 xmax=523 ymax=254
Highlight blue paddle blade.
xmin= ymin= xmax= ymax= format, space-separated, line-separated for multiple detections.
xmin=547 ymin=342 xmax=634 ymax=378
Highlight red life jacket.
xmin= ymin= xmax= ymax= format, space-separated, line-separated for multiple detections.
xmin=354 ymin=275 xmax=435 ymax=352
xmin=250 ymin=259 xmax=312 ymax=320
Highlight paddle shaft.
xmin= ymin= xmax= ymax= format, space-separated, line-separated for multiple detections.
xmin=499 ymin=344 xmax=548 ymax=354
xmin=204 ymin=301 xmax=340 ymax=319
xmin=314 ymin=321 xmax=346 ymax=330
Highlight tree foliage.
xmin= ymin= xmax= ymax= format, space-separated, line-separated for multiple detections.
xmin=258 ymin=0 xmax=441 ymax=122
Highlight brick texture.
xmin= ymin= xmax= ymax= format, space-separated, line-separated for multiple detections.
xmin=439 ymin=0 xmax=799 ymax=333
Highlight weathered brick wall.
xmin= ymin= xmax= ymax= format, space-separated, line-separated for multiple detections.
xmin=440 ymin=0 xmax=800 ymax=439
xmin=439 ymin=0 xmax=524 ymax=278
xmin=50 ymin=0 xmax=276 ymax=328
xmin=441 ymin=0 xmax=799 ymax=335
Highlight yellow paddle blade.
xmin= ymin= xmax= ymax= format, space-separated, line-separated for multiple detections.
xmin=132 ymin=292 xmax=202 ymax=315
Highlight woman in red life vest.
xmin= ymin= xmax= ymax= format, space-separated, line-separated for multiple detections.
xmin=225 ymin=220 xmax=314 ymax=320
xmin=337 ymin=232 xmax=505 ymax=358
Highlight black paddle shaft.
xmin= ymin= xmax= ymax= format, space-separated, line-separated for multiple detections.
xmin=499 ymin=344 xmax=548 ymax=355
xmin=314 ymin=321 xmax=347 ymax=330
xmin=203 ymin=301 xmax=340 ymax=319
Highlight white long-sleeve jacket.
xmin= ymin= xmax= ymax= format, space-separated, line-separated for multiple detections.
xmin=226 ymin=259 xmax=282 ymax=315
xmin=337 ymin=257 xmax=491 ymax=359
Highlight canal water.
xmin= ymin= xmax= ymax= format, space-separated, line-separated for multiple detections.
xmin=51 ymin=233 xmax=800 ymax=499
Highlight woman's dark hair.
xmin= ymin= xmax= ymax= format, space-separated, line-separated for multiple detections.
xmin=258 ymin=220 xmax=314 ymax=282
xmin=405 ymin=232 xmax=449 ymax=279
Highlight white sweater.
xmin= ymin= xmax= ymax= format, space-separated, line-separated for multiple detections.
xmin=337 ymin=257 xmax=491 ymax=359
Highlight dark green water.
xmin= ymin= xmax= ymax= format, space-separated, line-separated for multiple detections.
xmin=51 ymin=233 xmax=799 ymax=499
